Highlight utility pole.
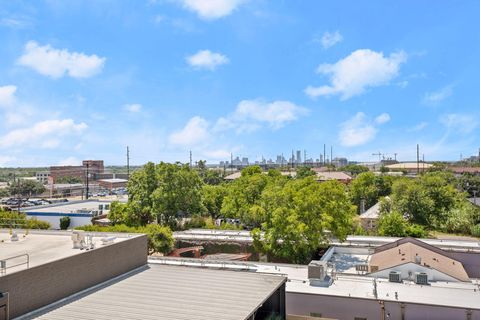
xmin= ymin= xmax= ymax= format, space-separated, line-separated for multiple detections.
xmin=86 ymin=163 xmax=90 ymax=200
xmin=416 ymin=144 xmax=420 ymax=174
xmin=323 ymin=144 xmax=326 ymax=166
xmin=126 ymin=146 xmax=130 ymax=180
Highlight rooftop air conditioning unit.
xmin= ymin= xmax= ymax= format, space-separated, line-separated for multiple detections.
xmin=389 ymin=271 xmax=401 ymax=283
xmin=415 ymin=272 xmax=428 ymax=285
xmin=308 ymin=260 xmax=327 ymax=280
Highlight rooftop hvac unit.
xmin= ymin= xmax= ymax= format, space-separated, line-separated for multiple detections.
xmin=389 ymin=271 xmax=401 ymax=283
xmin=415 ymin=272 xmax=428 ymax=285
xmin=308 ymin=260 xmax=327 ymax=280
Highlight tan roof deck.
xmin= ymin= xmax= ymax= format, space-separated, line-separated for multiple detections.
xmin=369 ymin=242 xmax=469 ymax=281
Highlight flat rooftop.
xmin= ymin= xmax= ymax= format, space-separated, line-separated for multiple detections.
xmin=21 ymin=264 xmax=286 ymax=320
xmin=151 ymin=257 xmax=480 ymax=310
xmin=0 ymin=230 xmax=139 ymax=275
xmin=19 ymin=200 xmax=112 ymax=214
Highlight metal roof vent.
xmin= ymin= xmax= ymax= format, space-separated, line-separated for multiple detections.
xmin=415 ymin=272 xmax=428 ymax=285
xmin=389 ymin=271 xmax=401 ymax=283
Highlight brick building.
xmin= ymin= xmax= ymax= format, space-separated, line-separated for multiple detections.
xmin=49 ymin=160 xmax=104 ymax=183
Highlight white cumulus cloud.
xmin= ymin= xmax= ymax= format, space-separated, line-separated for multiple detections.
xmin=375 ymin=113 xmax=391 ymax=124
xmin=214 ymin=99 xmax=308 ymax=133
xmin=124 ymin=103 xmax=142 ymax=113
xmin=17 ymin=41 xmax=106 ymax=79
xmin=0 ymin=119 xmax=87 ymax=148
xmin=320 ymin=31 xmax=343 ymax=49
xmin=0 ymin=85 xmax=17 ymax=108
xmin=186 ymin=50 xmax=229 ymax=70
xmin=168 ymin=116 xmax=210 ymax=146
xmin=179 ymin=0 xmax=245 ymax=19
xmin=423 ymin=85 xmax=453 ymax=104
xmin=440 ymin=114 xmax=478 ymax=134
xmin=305 ymin=49 xmax=407 ymax=100
xmin=339 ymin=112 xmax=389 ymax=147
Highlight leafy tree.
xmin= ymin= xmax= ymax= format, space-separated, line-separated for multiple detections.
xmin=342 ymin=164 xmax=370 ymax=176
xmin=196 ymin=160 xmax=223 ymax=185
xmin=391 ymin=178 xmax=436 ymax=225
xmin=349 ymin=172 xmax=394 ymax=213
xmin=377 ymin=211 xmax=407 ymax=237
xmin=151 ymin=162 xmax=204 ymax=227
xmin=296 ymin=166 xmax=316 ymax=179
xmin=391 ymin=172 xmax=462 ymax=227
xmin=108 ymin=201 xmax=130 ymax=225
xmin=8 ymin=180 xmax=46 ymax=199
xmin=443 ymin=202 xmax=480 ymax=234
xmin=241 ymin=165 xmax=262 ymax=177
xmin=202 ymin=184 xmax=228 ymax=219
xmin=0 ymin=188 xmax=10 ymax=197
xmin=253 ymin=179 xmax=355 ymax=264
xmin=457 ymin=173 xmax=480 ymax=197
xmin=123 ymin=162 xmax=204 ymax=228
xmin=144 ymin=224 xmax=175 ymax=255
xmin=126 ymin=162 xmax=158 ymax=225
xmin=221 ymin=171 xmax=269 ymax=227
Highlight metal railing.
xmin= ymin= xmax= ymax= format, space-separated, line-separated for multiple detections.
xmin=0 ymin=254 xmax=30 ymax=276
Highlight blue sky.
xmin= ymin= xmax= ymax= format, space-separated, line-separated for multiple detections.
xmin=0 ymin=0 xmax=479 ymax=166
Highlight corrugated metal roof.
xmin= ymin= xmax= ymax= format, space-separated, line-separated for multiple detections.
xmin=28 ymin=264 xmax=286 ymax=320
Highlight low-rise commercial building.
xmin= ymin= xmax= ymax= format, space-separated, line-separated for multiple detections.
xmin=0 ymin=230 xmax=286 ymax=320
xmin=19 ymin=200 xmax=112 ymax=229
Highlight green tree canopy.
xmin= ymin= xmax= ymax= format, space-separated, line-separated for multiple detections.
xmin=342 ymin=164 xmax=370 ymax=176
xmin=349 ymin=172 xmax=394 ymax=213
xmin=202 ymin=184 xmax=228 ymax=219
xmin=8 ymin=179 xmax=46 ymax=199
xmin=296 ymin=166 xmax=316 ymax=179
xmin=122 ymin=162 xmax=204 ymax=228
xmin=253 ymin=179 xmax=355 ymax=264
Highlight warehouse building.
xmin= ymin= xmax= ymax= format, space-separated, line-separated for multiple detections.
xmin=0 ymin=230 xmax=286 ymax=320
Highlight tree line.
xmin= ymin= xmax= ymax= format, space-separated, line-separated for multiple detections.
xmin=105 ymin=162 xmax=480 ymax=263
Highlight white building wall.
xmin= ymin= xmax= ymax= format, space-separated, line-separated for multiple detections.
xmin=27 ymin=214 xmax=92 ymax=230
xmin=369 ymin=262 xmax=460 ymax=282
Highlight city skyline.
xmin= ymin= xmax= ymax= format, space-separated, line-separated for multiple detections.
xmin=0 ymin=1 xmax=479 ymax=167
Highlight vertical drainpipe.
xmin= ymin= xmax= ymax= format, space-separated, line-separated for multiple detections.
xmin=379 ymin=300 xmax=385 ymax=320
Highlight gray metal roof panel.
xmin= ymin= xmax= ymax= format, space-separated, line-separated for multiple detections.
xmin=28 ymin=264 xmax=286 ymax=320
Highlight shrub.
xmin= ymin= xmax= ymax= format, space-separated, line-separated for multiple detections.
xmin=471 ymin=224 xmax=480 ymax=238
xmin=60 ymin=216 xmax=71 ymax=230
xmin=144 ymin=224 xmax=174 ymax=255
xmin=75 ymin=224 xmax=174 ymax=255
xmin=405 ymin=224 xmax=427 ymax=238
xmin=0 ymin=210 xmax=50 ymax=229
xmin=25 ymin=218 xmax=51 ymax=230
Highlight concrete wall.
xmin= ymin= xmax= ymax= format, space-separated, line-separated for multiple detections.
xmin=0 ymin=234 xmax=147 ymax=319
xmin=286 ymin=292 xmax=480 ymax=320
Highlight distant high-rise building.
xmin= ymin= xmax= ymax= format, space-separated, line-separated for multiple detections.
xmin=296 ymin=150 xmax=302 ymax=164
xmin=332 ymin=157 xmax=348 ymax=167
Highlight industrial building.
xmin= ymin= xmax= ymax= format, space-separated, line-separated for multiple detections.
xmin=0 ymin=230 xmax=286 ymax=320
xmin=156 ymin=236 xmax=480 ymax=320
xmin=19 ymin=200 xmax=112 ymax=229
